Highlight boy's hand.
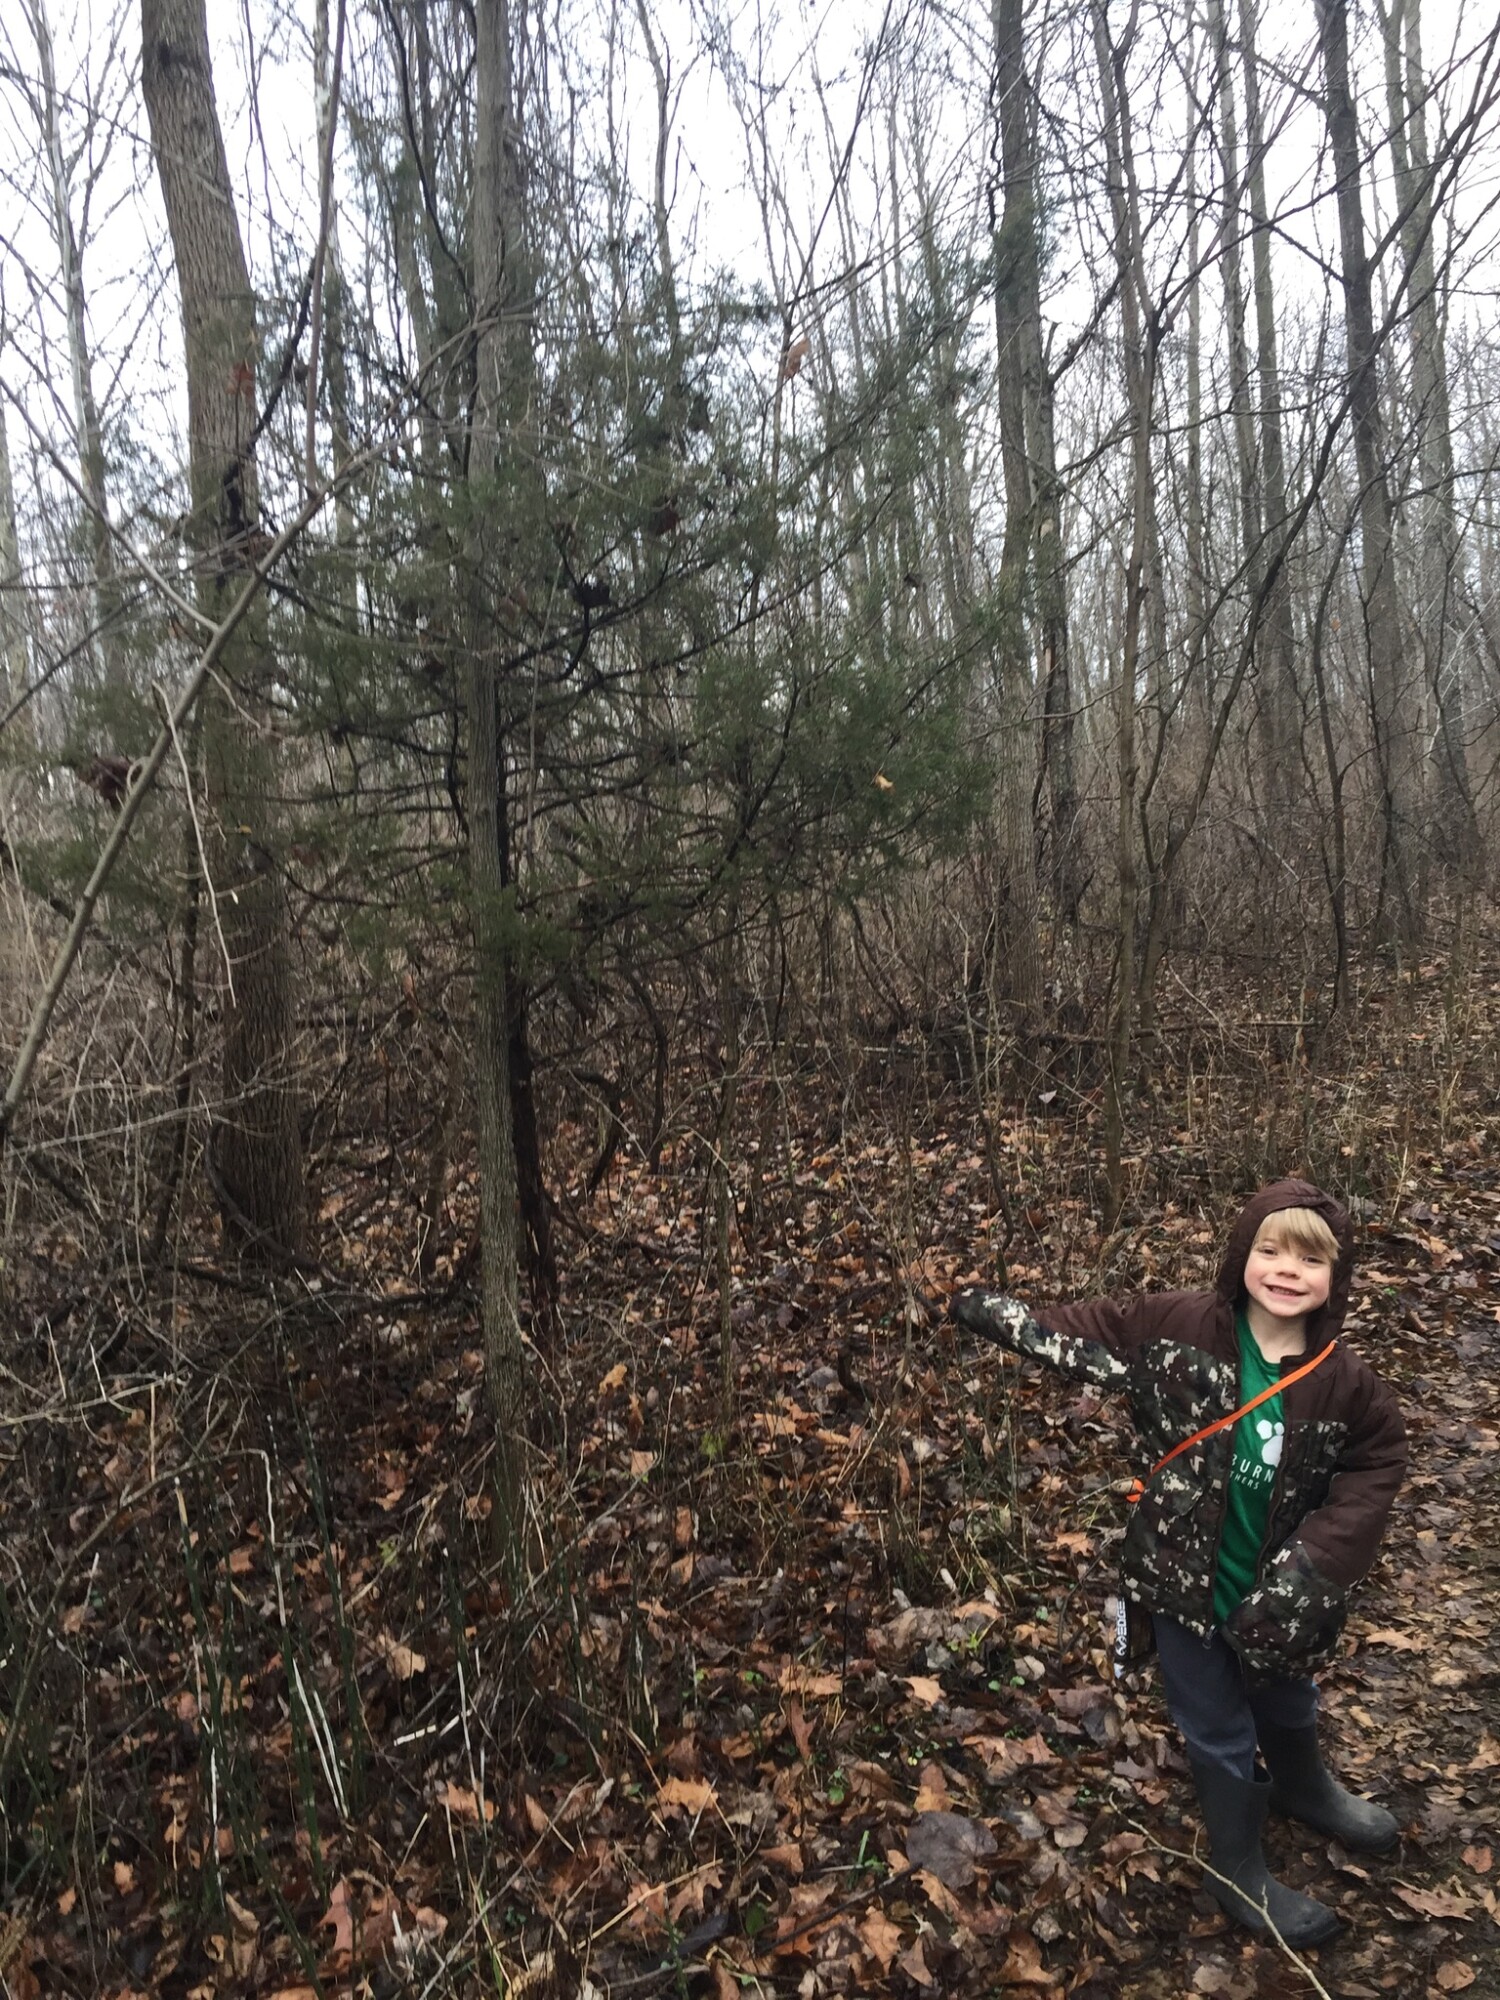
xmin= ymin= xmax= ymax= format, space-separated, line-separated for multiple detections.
xmin=951 ymin=1287 xmax=1128 ymax=1391
xmin=1222 ymin=1541 xmax=1347 ymax=1683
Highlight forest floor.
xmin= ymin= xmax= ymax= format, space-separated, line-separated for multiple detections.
xmin=3 ymin=954 xmax=1500 ymax=1999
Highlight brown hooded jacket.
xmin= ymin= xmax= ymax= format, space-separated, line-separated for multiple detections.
xmin=952 ymin=1180 xmax=1407 ymax=1680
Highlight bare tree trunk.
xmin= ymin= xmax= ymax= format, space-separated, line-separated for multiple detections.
xmin=1379 ymin=0 xmax=1478 ymax=877
xmin=1240 ymin=0 xmax=1300 ymax=823
xmin=309 ymin=0 xmax=357 ymax=597
xmin=1208 ymin=0 xmax=1283 ymax=846
xmin=1093 ymin=1 xmax=1153 ymax=1228
xmin=990 ymin=0 xmax=1043 ymax=1033
xmin=467 ymin=0 xmax=531 ymax=1542
xmin=1316 ymin=0 xmax=1424 ymax=947
xmin=1309 ymin=559 xmax=1352 ymax=1031
xmin=713 ymin=925 xmax=740 ymax=1429
xmin=992 ymin=0 xmax=1081 ymax=928
xmin=0 ymin=407 xmax=33 ymax=748
xmin=142 ymin=0 xmax=307 ymax=1262
xmin=1185 ymin=106 xmax=1206 ymax=710
xmin=28 ymin=0 xmax=122 ymax=688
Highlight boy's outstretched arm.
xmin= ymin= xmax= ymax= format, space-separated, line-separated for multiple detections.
xmin=951 ymin=1286 xmax=1129 ymax=1392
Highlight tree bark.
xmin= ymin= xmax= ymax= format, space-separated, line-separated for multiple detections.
xmin=992 ymin=0 xmax=1081 ymax=929
xmin=1378 ymin=0 xmax=1478 ymax=877
xmin=1240 ymin=0 xmax=1300 ymax=825
xmin=1093 ymin=0 xmax=1153 ymax=1227
xmin=29 ymin=0 xmax=122 ymax=689
xmin=142 ymin=0 xmax=307 ymax=1261
xmin=990 ymin=0 xmax=1043 ymax=1032
xmin=1208 ymin=0 xmax=1287 ymax=851
xmin=0 ymin=407 xmax=33 ymax=748
xmin=1316 ymin=0 xmax=1424 ymax=946
xmin=467 ymin=0 xmax=532 ymax=1543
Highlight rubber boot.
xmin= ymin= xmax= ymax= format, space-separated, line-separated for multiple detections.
xmin=1190 ymin=1758 xmax=1340 ymax=1946
xmin=1257 ymin=1719 xmax=1400 ymax=1854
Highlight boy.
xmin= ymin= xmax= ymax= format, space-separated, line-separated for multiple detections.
xmin=953 ymin=1179 xmax=1406 ymax=1945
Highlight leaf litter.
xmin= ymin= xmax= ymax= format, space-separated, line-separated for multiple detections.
xmin=3 ymin=964 xmax=1500 ymax=1995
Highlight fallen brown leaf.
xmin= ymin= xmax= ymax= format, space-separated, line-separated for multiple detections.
xmin=761 ymin=1841 xmax=804 ymax=1876
xmin=225 ymin=1891 xmax=259 ymax=1978
xmin=437 ymin=1780 xmax=495 ymax=1824
xmin=905 ymin=1811 xmax=997 ymax=1889
xmin=1436 ymin=1964 xmax=1476 ymax=1993
xmin=784 ymin=1694 xmax=814 ymax=1761
xmin=1393 ymin=1882 xmax=1473 ymax=1920
xmin=376 ymin=1631 xmax=428 ymax=1679
xmin=657 ymin=1774 xmax=716 ymax=1815
xmin=896 ymin=1934 xmax=935 ymax=1987
xmin=779 ymin=1665 xmax=843 ymax=1698
xmin=858 ymin=1906 xmax=904 ymax=1971
xmin=998 ymin=1929 xmax=1054 ymax=1986
xmin=319 ymin=1878 xmax=355 ymax=1959
xmin=1359 ymin=1627 xmax=1425 ymax=1651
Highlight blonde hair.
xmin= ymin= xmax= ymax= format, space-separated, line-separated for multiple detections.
xmin=1254 ymin=1205 xmax=1340 ymax=1262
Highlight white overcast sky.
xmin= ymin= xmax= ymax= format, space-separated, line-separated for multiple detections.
xmin=3 ymin=0 xmax=1500 ymax=532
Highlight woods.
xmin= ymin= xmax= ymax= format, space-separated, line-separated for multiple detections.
xmin=4 ymin=0 xmax=1500 ymax=1992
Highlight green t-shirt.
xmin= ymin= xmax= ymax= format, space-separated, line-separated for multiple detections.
xmin=1212 ymin=1313 xmax=1287 ymax=1624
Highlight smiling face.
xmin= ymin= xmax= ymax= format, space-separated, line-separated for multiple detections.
xmin=1243 ymin=1229 xmax=1334 ymax=1327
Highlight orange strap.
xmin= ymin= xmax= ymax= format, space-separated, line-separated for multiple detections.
xmin=1125 ymin=1342 xmax=1335 ymax=1505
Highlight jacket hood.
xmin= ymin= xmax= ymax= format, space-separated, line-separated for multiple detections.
xmin=1215 ymin=1178 xmax=1354 ymax=1351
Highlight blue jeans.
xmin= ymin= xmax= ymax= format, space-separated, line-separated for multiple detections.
xmin=1153 ymin=1613 xmax=1318 ymax=1780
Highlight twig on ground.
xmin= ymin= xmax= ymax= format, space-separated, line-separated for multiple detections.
xmin=1123 ymin=1817 xmax=1336 ymax=1997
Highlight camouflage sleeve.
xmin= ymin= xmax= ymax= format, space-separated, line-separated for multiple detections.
xmin=1221 ymin=1541 xmax=1347 ymax=1683
xmin=951 ymin=1286 xmax=1129 ymax=1392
